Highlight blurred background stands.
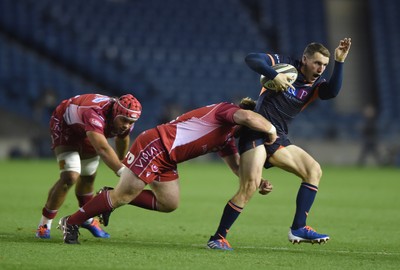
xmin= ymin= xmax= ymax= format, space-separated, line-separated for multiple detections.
xmin=0 ymin=0 xmax=399 ymax=165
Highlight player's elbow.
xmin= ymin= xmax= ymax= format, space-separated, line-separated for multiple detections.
xmin=245 ymin=53 xmax=263 ymax=66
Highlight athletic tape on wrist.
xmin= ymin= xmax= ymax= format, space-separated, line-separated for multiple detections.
xmin=116 ymin=166 xmax=125 ymax=177
xmin=268 ymin=125 xmax=276 ymax=135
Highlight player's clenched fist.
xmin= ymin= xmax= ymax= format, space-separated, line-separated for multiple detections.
xmin=259 ymin=179 xmax=273 ymax=195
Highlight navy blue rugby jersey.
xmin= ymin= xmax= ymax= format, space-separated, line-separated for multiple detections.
xmin=245 ymin=53 xmax=344 ymax=134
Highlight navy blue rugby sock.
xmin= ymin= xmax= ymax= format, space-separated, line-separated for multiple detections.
xmin=291 ymin=182 xmax=318 ymax=230
xmin=211 ymin=200 xmax=243 ymax=240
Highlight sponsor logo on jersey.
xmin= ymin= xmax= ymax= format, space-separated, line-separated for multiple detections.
xmin=90 ymin=118 xmax=103 ymax=128
xmin=286 ymin=88 xmax=309 ymax=100
xmin=92 ymin=96 xmax=109 ymax=103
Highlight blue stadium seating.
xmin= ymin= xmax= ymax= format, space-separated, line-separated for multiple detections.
xmin=368 ymin=0 xmax=400 ymax=139
xmin=4 ymin=0 xmax=395 ymax=144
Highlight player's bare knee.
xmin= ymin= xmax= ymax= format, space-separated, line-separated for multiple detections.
xmin=242 ymin=177 xmax=259 ymax=193
xmin=156 ymin=196 xmax=179 ymax=212
xmin=316 ymin=163 xmax=322 ymax=179
xmin=237 ymin=179 xmax=258 ymax=203
xmin=60 ymin=171 xmax=80 ymax=187
xmin=312 ymin=162 xmax=322 ymax=181
xmin=304 ymin=161 xmax=322 ymax=185
xmin=159 ymin=203 xmax=178 ymax=213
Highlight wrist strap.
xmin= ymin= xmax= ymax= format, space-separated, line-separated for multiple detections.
xmin=268 ymin=125 xmax=276 ymax=134
xmin=116 ymin=166 xmax=125 ymax=177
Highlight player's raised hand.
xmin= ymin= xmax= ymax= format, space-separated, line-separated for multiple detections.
xmin=335 ymin=38 xmax=351 ymax=62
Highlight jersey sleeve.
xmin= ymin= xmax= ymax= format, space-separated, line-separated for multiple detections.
xmin=81 ymin=109 xmax=106 ymax=134
xmin=318 ymin=61 xmax=344 ymax=100
xmin=214 ymin=103 xmax=239 ymax=157
xmin=245 ymin=53 xmax=279 ymax=79
xmin=245 ymin=53 xmax=295 ymax=80
xmin=214 ymin=103 xmax=240 ymax=125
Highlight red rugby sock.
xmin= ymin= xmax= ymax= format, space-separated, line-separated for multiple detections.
xmin=68 ymin=191 xmax=113 ymax=225
xmin=42 ymin=207 xmax=58 ymax=219
xmin=76 ymin=192 xmax=94 ymax=207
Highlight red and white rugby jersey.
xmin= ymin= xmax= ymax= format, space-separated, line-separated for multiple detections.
xmin=156 ymin=102 xmax=240 ymax=163
xmin=58 ymin=94 xmax=122 ymax=138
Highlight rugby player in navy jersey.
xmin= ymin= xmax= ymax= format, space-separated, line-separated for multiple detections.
xmin=208 ymin=38 xmax=351 ymax=250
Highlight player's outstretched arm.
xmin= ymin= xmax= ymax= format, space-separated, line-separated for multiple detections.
xmin=115 ymin=136 xmax=130 ymax=160
xmin=87 ymin=131 xmax=124 ymax=176
xmin=319 ymin=39 xmax=351 ymax=99
xmin=233 ymin=109 xmax=277 ymax=144
xmin=245 ymin=53 xmax=278 ymax=78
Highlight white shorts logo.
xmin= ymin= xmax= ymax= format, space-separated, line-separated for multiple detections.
xmin=126 ymin=152 xmax=135 ymax=164
xmin=151 ymin=164 xmax=159 ymax=172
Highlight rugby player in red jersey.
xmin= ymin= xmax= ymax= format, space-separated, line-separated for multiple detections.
xmin=208 ymin=38 xmax=352 ymax=249
xmin=36 ymin=93 xmax=142 ymax=239
xmin=58 ymin=98 xmax=277 ymax=244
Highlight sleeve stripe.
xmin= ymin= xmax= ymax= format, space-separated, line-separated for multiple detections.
xmin=267 ymin=54 xmax=275 ymax=66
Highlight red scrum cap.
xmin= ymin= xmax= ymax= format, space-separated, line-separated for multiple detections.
xmin=112 ymin=94 xmax=142 ymax=121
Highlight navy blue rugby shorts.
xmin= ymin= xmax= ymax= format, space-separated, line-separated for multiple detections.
xmin=238 ymin=128 xmax=291 ymax=169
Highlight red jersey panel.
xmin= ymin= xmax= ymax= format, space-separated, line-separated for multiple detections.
xmin=156 ymin=102 xmax=240 ymax=163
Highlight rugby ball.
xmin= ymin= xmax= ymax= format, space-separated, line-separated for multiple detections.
xmin=260 ymin=63 xmax=298 ymax=91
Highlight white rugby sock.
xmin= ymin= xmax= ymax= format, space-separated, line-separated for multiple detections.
xmin=39 ymin=216 xmax=53 ymax=229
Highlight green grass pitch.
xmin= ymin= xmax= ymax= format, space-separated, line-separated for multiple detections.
xmin=0 ymin=159 xmax=399 ymax=269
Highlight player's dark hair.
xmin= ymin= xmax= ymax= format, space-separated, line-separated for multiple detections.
xmin=105 ymin=97 xmax=117 ymax=126
xmin=303 ymin=42 xmax=330 ymax=58
xmin=238 ymin=97 xmax=256 ymax=110
xmin=235 ymin=97 xmax=256 ymax=138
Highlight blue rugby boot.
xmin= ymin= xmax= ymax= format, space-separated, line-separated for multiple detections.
xmin=288 ymin=225 xmax=329 ymax=244
xmin=36 ymin=224 xmax=50 ymax=239
xmin=207 ymin=235 xmax=233 ymax=251
xmin=81 ymin=218 xmax=110 ymax=238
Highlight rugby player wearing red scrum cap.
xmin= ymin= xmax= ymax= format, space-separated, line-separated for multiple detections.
xmin=35 ymin=93 xmax=141 ymax=239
